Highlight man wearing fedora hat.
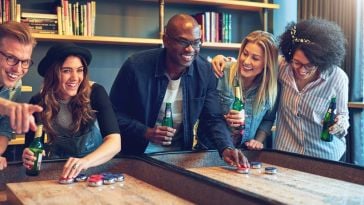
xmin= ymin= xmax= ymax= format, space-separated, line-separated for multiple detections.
xmin=0 ymin=21 xmax=43 ymax=170
xmin=22 ymin=43 xmax=121 ymax=179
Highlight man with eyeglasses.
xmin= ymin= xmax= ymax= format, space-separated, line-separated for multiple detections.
xmin=0 ymin=21 xmax=43 ymax=170
xmin=110 ymin=14 xmax=249 ymax=167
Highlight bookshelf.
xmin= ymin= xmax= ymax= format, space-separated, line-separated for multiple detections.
xmin=153 ymin=0 xmax=279 ymax=11
xmin=24 ymin=0 xmax=279 ymax=50
xmin=4 ymin=0 xmax=280 ymax=101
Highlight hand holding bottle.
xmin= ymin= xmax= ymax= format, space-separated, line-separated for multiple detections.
xmin=329 ymin=115 xmax=349 ymax=136
xmin=22 ymin=148 xmax=45 ymax=169
xmin=145 ymin=126 xmax=176 ymax=145
xmin=224 ymin=110 xmax=245 ymax=128
xmin=23 ymin=124 xmax=45 ymax=176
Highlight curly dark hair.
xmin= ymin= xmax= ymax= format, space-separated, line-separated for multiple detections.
xmin=279 ymin=18 xmax=346 ymax=72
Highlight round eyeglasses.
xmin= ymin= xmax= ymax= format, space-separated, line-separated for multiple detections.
xmin=291 ymin=60 xmax=317 ymax=72
xmin=166 ymin=34 xmax=202 ymax=49
xmin=0 ymin=50 xmax=33 ymax=69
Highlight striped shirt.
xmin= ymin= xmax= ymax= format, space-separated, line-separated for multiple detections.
xmin=274 ymin=64 xmax=349 ymax=160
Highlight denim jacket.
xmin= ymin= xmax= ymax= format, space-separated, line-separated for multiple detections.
xmin=110 ymin=48 xmax=233 ymax=155
xmin=0 ymin=80 xmax=21 ymax=139
xmin=197 ymin=62 xmax=277 ymax=148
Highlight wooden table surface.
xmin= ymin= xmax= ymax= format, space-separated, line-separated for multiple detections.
xmin=188 ymin=163 xmax=364 ymax=205
xmin=6 ymin=173 xmax=193 ymax=205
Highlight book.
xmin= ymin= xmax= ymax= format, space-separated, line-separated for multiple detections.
xmin=21 ymin=12 xmax=57 ymax=19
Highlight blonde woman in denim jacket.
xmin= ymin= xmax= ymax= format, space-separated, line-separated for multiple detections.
xmin=197 ymin=30 xmax=279 ymax=150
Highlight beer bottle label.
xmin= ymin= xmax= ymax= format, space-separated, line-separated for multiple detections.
xmin=36 ymin=153 xmax=43 ymax=171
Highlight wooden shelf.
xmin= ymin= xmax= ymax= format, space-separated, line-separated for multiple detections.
xmin=202 ymin=42 xmax=241 ymax=50
xmin=149 ymin=0 xmax=280 ymax=11
xmin=348 ymin=102 xmax=364 ymax=109
xmin=32 ymin=34 xmax=241 ymax=50
xmin=30 ymin=0 xmax=279 ymax=49
xmin=32 ymin=33 xmax=163 ymax=46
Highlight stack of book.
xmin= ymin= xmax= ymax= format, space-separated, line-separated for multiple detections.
xmin=0 ymin=0 xmax=20 ymax=23
xmin=21 ymin=12 xmax=58 ymax=34
xmin=59 ymin=0 xmax=96 ymax=36
xmin=194 ymin=12 xmax=232 ymax=43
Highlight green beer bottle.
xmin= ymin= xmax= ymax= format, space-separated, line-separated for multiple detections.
xmin=162 ymin=102 xmax=173 ymax=128
xmin=232 ymin=86 xmax=245 ymax=131
xmin=26 ymin=124 xmax=44 ymax=176
xmin=321 ymin=97 xmax=336 ymax=142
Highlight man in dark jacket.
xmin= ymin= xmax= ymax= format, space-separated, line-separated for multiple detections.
xmin=110 ymin=14 xmax=248 ymax=167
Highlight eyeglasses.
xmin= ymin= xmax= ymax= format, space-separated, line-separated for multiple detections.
xmin=291 ymin=60 xmax=317 ymax=72
xmin=0 ymin=50 xmax=33 ymax=69
xmin=166 ymin=34 xmax=202 ymax=49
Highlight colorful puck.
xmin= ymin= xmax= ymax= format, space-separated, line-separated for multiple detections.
xmin=265 ymin=167 xmax=278 ymax=174
xmin=100 ymin=172 xmax=113 ymax=177
xmin=58 ymin=177 xmax=74 ymax=184
xmin=88 ymin=174 xmax=104 ymax=180
xmin=236 ymin=165 xmax=249 ymax=174
xmin=87 ymin=177 xmax=103 ymax=187
xmin=75 ymin=173 xmax=88 ymax=182
xmin=113 ymin=173 xmax=125 ymax=182
xmin=103 ymin=176 xmax=116 ymax=185
xmin=251 ymin=161 xmax=262 ymax=169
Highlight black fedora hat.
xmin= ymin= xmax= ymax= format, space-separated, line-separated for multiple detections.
xmin=38 ymin=43 xmax=92 ymax=77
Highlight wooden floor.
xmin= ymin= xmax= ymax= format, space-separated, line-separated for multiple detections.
xmin=6 ymin=174 xmax=194 ymax=205
xmin=188 ymin=163 xmax=364 ymax=205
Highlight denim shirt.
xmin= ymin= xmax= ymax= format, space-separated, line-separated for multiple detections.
xmin=0 ymin=80 xmax=21 ymax=139
xmin=197 ymin=62 xmax=277 ymax=148
xmin=110 ymin=48 xmax=233 ymax=155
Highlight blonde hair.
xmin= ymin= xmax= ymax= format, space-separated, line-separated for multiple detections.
xmin=230 ymin=30 xmax=278 ymax=113
xmin=0 ymin=21 xmax=36 ymax=48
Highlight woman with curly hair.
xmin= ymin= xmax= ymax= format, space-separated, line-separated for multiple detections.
xmin=22 ymin=43 xmax=121 ymax=178
xmin=274 ymin=18 xmax=349 ymax=160
xmin=197 ymin=30 xmax=279 ymax=150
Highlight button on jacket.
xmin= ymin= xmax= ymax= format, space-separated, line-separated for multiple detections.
xmin=110 ymin=48 xmax=233 ymax=155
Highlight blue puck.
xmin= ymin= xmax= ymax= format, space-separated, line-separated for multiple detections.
xmin=251 ymin=161 xmax=262 ymax=169
xmin=265 ymin=167 xmax=277 ymax=174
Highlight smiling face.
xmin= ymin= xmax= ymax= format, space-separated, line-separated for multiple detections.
xmin=163 ymin=15 xmax=201 ymax=73
xmin=0 ymin=37 xmax=33 ymax=89
xmin=238 ymin=42 xmax=265 ymax=81
xmin=164 ymin=25 xmax=201 ymax=69
xmin=58 ymin=56 xmax=85 ymax=101
xmin=291 ymin=49 xmax=318 ymax=81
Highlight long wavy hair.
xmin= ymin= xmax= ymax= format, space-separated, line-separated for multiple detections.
xmin=230 ymin=30 xmax=278 ymax=113
xmin=39 ymin=55 xmax=95 ymax=142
